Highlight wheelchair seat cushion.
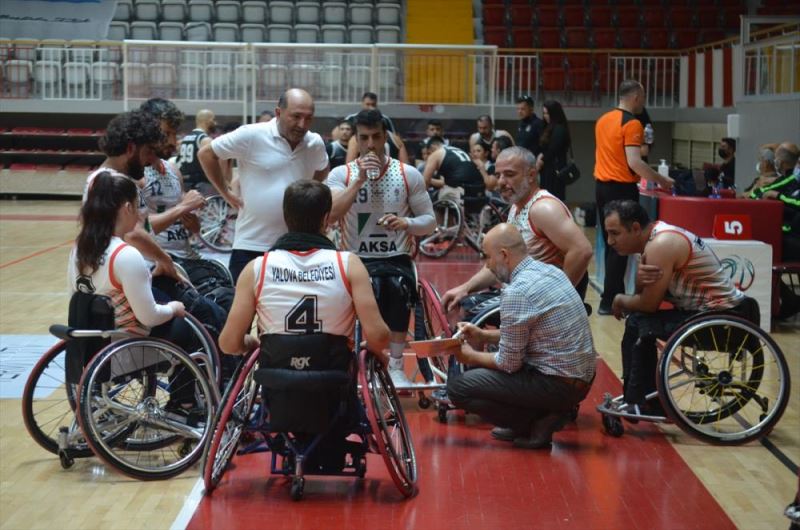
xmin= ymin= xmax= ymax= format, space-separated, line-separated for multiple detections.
xmin=65 ymin=291 xmax=115 ymax=384
xmin=260 ymin=333 xmax=352 ymax=372
xmin=254 ymin=368 xmax=350 ymax=392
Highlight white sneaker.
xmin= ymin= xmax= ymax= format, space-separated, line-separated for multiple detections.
xmin=388 ymin=357 xmax=412 ymax=388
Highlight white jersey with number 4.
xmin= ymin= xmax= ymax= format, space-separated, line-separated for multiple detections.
xmin=253 ymin=249 xmax=355 ymax=336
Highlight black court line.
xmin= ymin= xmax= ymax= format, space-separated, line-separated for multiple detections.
xmin=588 ymin=277 xmax=798 ymax=475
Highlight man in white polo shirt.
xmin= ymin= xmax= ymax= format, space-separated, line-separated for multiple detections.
xmin=198 ymin=88 xmax=330 ymax=281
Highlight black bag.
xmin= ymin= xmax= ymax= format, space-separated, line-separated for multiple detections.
xmin=555 ymin=146 xmax=581 ymax=186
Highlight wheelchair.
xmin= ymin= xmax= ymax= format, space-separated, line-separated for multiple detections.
xmin=597 ymin=311 xmax=791 ymax=445
xmin=22 ymin=293 xmax=221 ymax=479
xmin=195 ymin=194 xmax=236 ymax=253
xmin=201 ymin=331 xmax=417 ymax=500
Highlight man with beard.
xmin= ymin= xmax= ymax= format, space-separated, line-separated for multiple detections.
xmin=327 ymin=119 xmax=353 ymax=170
xmin=198 ymin=88 xmax=330 ymax=282
xmin=447 ymin=223 xmax=595 ymax=449
xmin=84 ymin=110 xmax=180 ymax=281
xmin=441 ymin=147 xmax=593 ymax=314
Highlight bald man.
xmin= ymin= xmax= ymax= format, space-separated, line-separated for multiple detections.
xmin=178 ymin=109 xmax=216 ymax=195
xmin=448 ymin=223 xmax=596 ymax=449
xmin=198 ymin=89 xmax=330 ymax=281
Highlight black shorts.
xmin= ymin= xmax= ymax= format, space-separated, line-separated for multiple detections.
xmin=362 ymin=255 xmax=417 ymax=333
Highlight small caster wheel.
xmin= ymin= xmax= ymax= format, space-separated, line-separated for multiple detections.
xmin=602 ymin=414 xmax=624 ymax=437
xmin=418 ymin=395 xmax=432 ymax=409
xmin=290 ymin=477 xmax=305 ymax=501
xmin=437 ymin=405 xmax=448 ymax=423
xmin=569 ymin=405 xmax=579 ymax=422
xmin=59 ymin=450 xmax=74 ymax=469
xmin=178 ymin=440 xmax=193 ymax=458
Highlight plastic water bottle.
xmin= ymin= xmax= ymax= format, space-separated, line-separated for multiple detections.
xmin=658 ymin=159 xmax=669 ymax=178
xmin=710 ymin=181 xmax=721 ymax=199
xmin=644 ymin=123 xmax=654 ymax=145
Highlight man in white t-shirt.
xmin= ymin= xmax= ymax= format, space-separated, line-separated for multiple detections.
xmin=197 ymin=88 xmax=330 ymax=282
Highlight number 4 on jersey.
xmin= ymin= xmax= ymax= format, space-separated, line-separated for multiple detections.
xmin=285 ymin=295 xmax=322 ymax=333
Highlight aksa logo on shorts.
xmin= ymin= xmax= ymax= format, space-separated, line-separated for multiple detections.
xmin=290 ymin=356 xmax=311 ymax=370
xmin=720 ymin=255 xmax=756 ymax=291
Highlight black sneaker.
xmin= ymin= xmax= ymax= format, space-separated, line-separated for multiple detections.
xmin=597 ymin=303 xmax=613 ymax=316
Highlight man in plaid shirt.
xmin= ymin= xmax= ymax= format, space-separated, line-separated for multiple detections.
xmin=447 ymin=223 xmax=596 ymax=449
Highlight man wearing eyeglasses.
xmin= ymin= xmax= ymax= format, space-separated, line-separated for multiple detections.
xmin=327 ymin=109 xmax=435 ymax=388
xmin=515 ymin=95 xmax=545 ymax=156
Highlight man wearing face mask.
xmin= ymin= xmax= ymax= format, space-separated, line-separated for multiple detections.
xmin=447 ymin=223 xmax=596 ymax=449
xmin=717 ymin=137 xmax=736 ymax=189
xmin=178 ymin=108 xmax=217 ymax=196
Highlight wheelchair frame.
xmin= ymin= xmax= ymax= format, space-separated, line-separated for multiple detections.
xmin=201 ymin=347 xmax=418 ymax=500
xmin=597 ymin=312 xmax=791 ymax=445
xmin=418 ymin=198 xmax=508 ymax=259
xmin=22 ymin=312 xmax=222 ymax=478
xmin=195 ymin=194 xmax=236 ymax=253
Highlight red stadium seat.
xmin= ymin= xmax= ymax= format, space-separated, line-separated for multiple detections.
xmin=567 ymin=54 xmax=593 ymax=69
xmin=672 ymin=29 xmax=699 ymax=48
xmin=642 ymin=8 xmax=668 ymax=28
xmin=619 ymin=29 xmax=643 ymax=48
xmin=696 ymin=7 xmax=720 ymax=28
xmin=565 ymin=27 xmax=589 ymax=48
xmin=511 ymin=27 xmax=534 ymax=48
xmin=588 ymin=6 xmax=613 ymax=27
xmin=639 ymin=0 xmax=664 ymax=5
xmin=562 ymin=6 xmax=585 ymax=27
xmin=646 ymin=29 xmax=670 ymax=49
xmin=669 ymin=7 xmax=694 ymax=29
xmin=9 ymin=163 xmax=37 ymax=171
xmin=537 ymin=28 xmax=562 ymax=48
xmin=592 ymin=28 xmax=618 ymax=49
xmin=66 ymin=128 xmax=94 ymax=136
xmin=484 ymin=26 xmax=509 ymax=47
xmin=482 ymin=5 xmax=506 ymax=27
xmin=535 ymin=6 xmax=560 ymax=28
xmin=701 ymin=30 xmax=727 ymax=44
xmin=508 ymin=0 xmax=531 ymax=5
xmin=615 ymin=6 xmax=641 ymax=28
xmin=721 ymin=11 xmax=744 ymax=31
xmin=717 ymin=0 xmax=744 ymax=6
xmin=540 ymin=55 xmax=566 ymax=92
xmin=510 ymin=5 xmax=533 ymax=27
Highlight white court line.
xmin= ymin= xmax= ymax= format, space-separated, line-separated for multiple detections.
xmin=170 ymin=478 xmax=205 ymax=530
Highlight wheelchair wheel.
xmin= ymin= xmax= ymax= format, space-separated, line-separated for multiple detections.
xmin=415 ymin=279 xmax=452 ymax=385
xmin=657 ymin=315 xmax=791 ymax=445
xmin=418 ymin=199 xmax=462 ymax=259
xmin=197 ymin=195 xmax=235 ymax=253
xmin=359 ymin=350 xmax=417 ymax=497
xmin=22 ymin=340 xmax=92 ymax=457
xmin=184 ymin=313 xmax=222 ymax=388
xmin=77 ymin=338 xmax=215 ymax=480
xmin=203 ymin=349 xmax=260 ymax=493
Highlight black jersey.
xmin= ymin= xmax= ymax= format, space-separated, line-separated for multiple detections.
xmin=178 ymin=128 xmax=208 ymax=184
xmin=327 ymin=141 xmax=348 ymax=169
xmin=439 ymin=146 xmax=484 ymax=192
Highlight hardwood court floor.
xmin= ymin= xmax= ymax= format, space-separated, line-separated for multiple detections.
xmin=0 ymin=199 xmax=798 ymax=530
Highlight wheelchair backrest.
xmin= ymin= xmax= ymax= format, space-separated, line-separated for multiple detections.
xmin=65 ymin=291 xmax=115 ymax=384
xmin=257 ymin=333 xmax=355 ymax=434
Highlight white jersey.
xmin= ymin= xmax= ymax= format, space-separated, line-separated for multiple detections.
xmin=67 ymin=237 xmax=174 ymax=335
xmin=327 ymin=158 xmax=426 ymax=258
xmin=142 ymin=160 xmax=199 ymax=260
xmin=253 ymin=249 xmax=355 ymax=337
xmin=84 ymin=167 xmax=151 ymax=232
xmin=507 ymin=189 xmax=570 ymax=267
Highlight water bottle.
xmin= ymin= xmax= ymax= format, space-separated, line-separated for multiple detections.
xmin=710 ymin=181 xmax=721 ymax=199
xmin=658 ymin=159 xmax=669 ymax=178
xmin=644 ymin=123 xmax=654 ymax=145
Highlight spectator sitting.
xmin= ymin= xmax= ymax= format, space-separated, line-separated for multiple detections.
xmin=740 ymin=148 xmax=779 ymax=197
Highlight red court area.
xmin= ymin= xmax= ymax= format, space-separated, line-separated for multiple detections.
xmin=189 ymin=358 xmax=735 ymax=530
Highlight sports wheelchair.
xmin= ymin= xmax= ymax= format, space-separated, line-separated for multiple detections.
xmin=195 ymin=194 xmax=236 ymax=253
xmin=597 ymin=310 xmax=791 ymax=445
xmin=201 ymin=330 xmax=417 ymax=500
xmin=22 ymin=292 xmax=221 ymax=479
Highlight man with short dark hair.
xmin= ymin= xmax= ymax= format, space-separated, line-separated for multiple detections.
xmin=448 ymin=223 xmax=595 ymax=449
xmin=258 ymin=110 xmax=274 ymax=123
xmin=515 ymin=95 xmax=544 ymax=155
xmin=197 ymin=88 xmax=330 ymax=282
xmin=327 ymin=119 xmax=353 ymax=170
xmin=423 ymin=136 xmax=486 ymax=205
xmin=327 ymin=109 xmax=435 ymax=387
xmin=603 ymin=199 xmax=757 ymax=412
xmin=344 ymin=91 xmax=396 ymax=134
xmin=594 ymin=79 xmax=674 ymax=315
xmin=718 ymin=137 xmax=737 ymax=188
xmin=469 ymin=114 xmax=513 ymax=153
xmin=343 ymin=94 xmax=408 ymax=164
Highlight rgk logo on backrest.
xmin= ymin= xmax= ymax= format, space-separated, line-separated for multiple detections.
xmin=712 ymin=214 xmax=752 ymax=240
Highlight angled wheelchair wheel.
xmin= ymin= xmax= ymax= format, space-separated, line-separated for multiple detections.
xmin=418 ymin=199 xmax=462 ymax=259
xmin=78 ymin=338 xmax=215 ymax=480
xmin=656 ymin=315 xmax=791 ymax=445
xmin=359 ymin=350 xmax=417 ymax=497
xmin=203 ymin=349 xmax=260 ymax=493
xmin=415 ymin=279 xmax=452 ymax=384
xmin=197 ymin=195 xmax=235 ymax=253
xmin=22 ymin=340 xmax=92 ymax=457
xmin=184 ymin=313 xmax=222 ymax=388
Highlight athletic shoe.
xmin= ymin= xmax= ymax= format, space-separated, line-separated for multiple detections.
xmin=597 ymin=303 xmax=613 ymax=316
xmin=388 ymin=357 xmax=412 ymax=388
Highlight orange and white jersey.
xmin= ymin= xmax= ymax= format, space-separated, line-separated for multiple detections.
xmin=253 ymin=249 xmax=355 ymax=336
xmin=507 ymin=189 xmax=570 ymax=267
xmin=648 ymin=221 xmax=745 ymax=311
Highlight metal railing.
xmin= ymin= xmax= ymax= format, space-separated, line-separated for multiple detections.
xmin=741 ymin=18 xmax=800 ymax=99
xmin=609 ymin=55 xmax=680 ymax=108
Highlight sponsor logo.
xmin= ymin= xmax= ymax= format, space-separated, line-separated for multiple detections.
xmin=289 ymin=356 xmax=311 ymax=370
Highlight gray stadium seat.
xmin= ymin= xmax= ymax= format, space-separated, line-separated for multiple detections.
xmin=67 ymin=41 xmax=95 ymax=64
xmin=242 ymin=1 xmax=268 ymax=24
xmin=64 ymin=62 xmax=90 ymax=89
xmin=296 ymin=2 xmax=321 ymax=24
xmin=179 ymin=63 xmax=204 ymax=96
xmin=375 ymin=25 xmax=401 ymax=44
xmin=123 ymin=62 xmax=148 ymax=92
xmin=321 ymin=24 xmax=347 ymax=44
xmin=349 ymin=4 xmax=373 ymax=25
xmin=240 ymin=23 xmax=266 ymax=43
xmin=150 ymin=63 xmax=177 ymax=89
xmin=349 ymin=25 xmax=374 ymax=44
xmin=159 ymin=22 xmax=184 ymax=41
xmin=131 ymin=21 xmax=158 ymax=40
xmin=267 ymin=24 xmax=292 ymax=42
xmin=135 ymin=0 xmax=161 ymax=22
xmin=213 ymin=23 xmax=239 ymax=42
xmin=378 ymin=65 xmax=399 ymax=99
xmin=113 ymin=0 xmax=133 ymax=21
xmin=295 ymin=24 xmax=320 ymax=43
xmin=107 ymin=22 xmax=129 ymax=41
xmin=185 ymin=22 xmax=212 ymax=41
xmin=206 ymin=63 xmax=232 ymax=98
xmin=35 ymin=60 xmax=61 ymax=93
xmin=290 ymin=63 xmax=319 ymax=88
xmin=323 ymin=2 xmax=347 ymax=24
xmin=376 ymin=3 xmax=401 ymax=26
xmin=261 ymin=64 xmax=288 ymax=98
xmin=5 ymin=60 xmax=33 ymax=85
xmin=161 ymin=0 xmax=188 ymax=22
xmin=188 ymin=0 xmax=214 ymax=23
xmin=319 ymin=64 xmax=343 ymax=99
xmin=269 ymin=2 xmax=293 ymax=25
xmin=92 ymin=61 xmax=119 ymax=93
xmin=215 ymin=1 xmax=241 ymax=23
xmin=345 ymin=64 xmax=370 ymax=98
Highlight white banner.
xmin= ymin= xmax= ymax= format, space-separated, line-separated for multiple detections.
xmin=0 ymin=0 xmax=117 ymax=40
